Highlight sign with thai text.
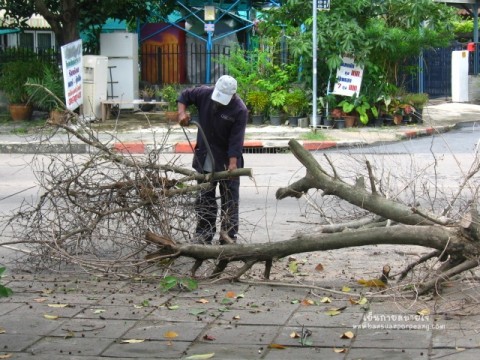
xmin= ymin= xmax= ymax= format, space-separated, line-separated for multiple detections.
xmin=317 ymin=0 xmax=330 ymax=10
xmin=61 ymin=39 xmax=83 ymax=111
xmin=205 ymin=23 xmax=215 ymax=32
xmin=332 ymin=57 xmax=363 ymax=97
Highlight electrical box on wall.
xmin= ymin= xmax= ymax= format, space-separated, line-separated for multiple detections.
xmin=82 ymin=55 xmax=108 ymax=120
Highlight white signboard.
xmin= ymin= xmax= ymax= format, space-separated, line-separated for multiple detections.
xmin=204 ymin=23 xmax=215 ymax=32
xmin=61 ymin=39 xmax=83 ymax=111
xmin=332 ymin=57 xmax=363 ymax=97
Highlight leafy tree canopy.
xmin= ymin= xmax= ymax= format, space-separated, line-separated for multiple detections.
xmin=259 ymin=0 xmax=457 ymax=90
xmin=0 ymin=0 xmax=177 ymax=46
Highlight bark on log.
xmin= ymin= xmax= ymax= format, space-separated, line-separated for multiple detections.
xmin=146 ymin=225 xmax=474 ymax=280
xmin=276 ymin=139 xmax=437 ymax=225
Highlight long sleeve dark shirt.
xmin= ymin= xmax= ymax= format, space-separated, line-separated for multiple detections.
xmin=178 ymin=86 xmax=248 ymax=173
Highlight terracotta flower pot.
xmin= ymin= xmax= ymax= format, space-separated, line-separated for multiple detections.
xmin=343 ymin=115 xmax=357 ymax=128
xmin=393 ymin=114 xmax=403 ymax=125
xmin=9 ymin=104 xmax=33 ymax=121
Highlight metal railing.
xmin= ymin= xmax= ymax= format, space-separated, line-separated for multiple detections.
xmin=140 ymin=42 xmax=232 ymax=86
xmin=0 ymin=46 xmax=59 ymax=68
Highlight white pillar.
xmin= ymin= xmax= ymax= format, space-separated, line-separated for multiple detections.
xmin=451 ymin=50 xmax=469 ymax=103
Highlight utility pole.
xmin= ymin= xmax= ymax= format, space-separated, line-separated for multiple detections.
xmin=312 ymin=1 xmax=330 ymax=128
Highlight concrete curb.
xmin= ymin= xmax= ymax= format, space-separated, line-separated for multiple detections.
xmin=102 ymin=125 xmax=454 ymax=155
xmin=0 ymin=125 xmax=453 ymax=155
xmin=395 ymin=125 xmax=451 ymax=140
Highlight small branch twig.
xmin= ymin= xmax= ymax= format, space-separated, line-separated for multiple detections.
xmin=366 ymin=160 xmax=377 ymax=194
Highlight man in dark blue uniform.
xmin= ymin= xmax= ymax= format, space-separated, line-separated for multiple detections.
xmin=177 ymin=75 xmax=248 ymax=244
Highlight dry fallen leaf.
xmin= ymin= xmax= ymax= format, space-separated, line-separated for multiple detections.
xmin=325 ymin=306 xmax=346 ymax=317
xmin=225 ymin=291 xmax=236 ymax=298
xmin=325 ymin=310 xmax=341 ymax=316
xmin=184 ymin=353 xmax=216 ymax=360
xmin=121 ymin=339 xmax=145 ymax=344
xmin=289 ymin=331 xmax=300 ymax=339
xmin=342 ymin=286 xmax=351 ymax=292
xmin=268 ymin=343 xmax=287 ymax=349
xmin=203 ymin=334 xmax=216 ymax=341
xmin=0 ymin=327 xmax=5 ymax=334
xmin=341 ymin=331 xmax=355 ymax=339
xmin=357 ymin=278 xmax=386 ymax=287
xmin=164 ymin=331 xmax=179 ymax=339
xmin=47 ymin=304 xmax=68 ymax=308
xmin=288 ymin=261 xmax=298 ymax=273
xmin=43 ymin=314 xmax=59 ymax=320
xmin=417 ymin=309 xmax=430 ymax=316
xmin=315 ymin=263 xmax=324 ymax=272
xmin=232 ymin=315 xmax=241 ymax=320
xmin=358 ymin=297 xmax=368 ymax=305
xmin=349 ymin=297 xmax=368 ymax=305
xmin=301 ymin=299 xmax=315 ymax=306
xmin=320 ymin=297 xmax=332 ymax=303
xmin=333 ymin=347 xmax=347 ymax=353
xmin=33 ymin=298 xmax=47 ymax=303
xmin=0 ymin=354 xmax=12 ymax=359
xmin=196 ymin=298 xmax=209 ymax=304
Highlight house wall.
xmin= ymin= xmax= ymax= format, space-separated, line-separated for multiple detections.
xmin=140 ymin=23 xmax=186 ymax=85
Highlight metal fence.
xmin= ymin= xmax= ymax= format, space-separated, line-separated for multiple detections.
xmin=140 ymin=42 xmax=232 ymax=86
xmin=3 ymin=43 xmax=480 ymax=98
xmin=0 ymin=47 xmax=59 ymax=69
xmin=405 ymin=43 xmax=480 ymax=98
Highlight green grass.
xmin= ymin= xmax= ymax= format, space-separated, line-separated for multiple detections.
xmin=0 ymin=112 xmax=46 ymax=134
xmin=300 ymin=130 xmax=329 ymax=141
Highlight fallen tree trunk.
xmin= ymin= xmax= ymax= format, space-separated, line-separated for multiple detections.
xmin=145 ymin=139 xmax=480 ymax=295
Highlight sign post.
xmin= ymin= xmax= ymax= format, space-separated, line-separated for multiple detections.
xmin=61 ymin=39 xmax=83 ymax=111
xmin=312 ymin=0 xmax=330 ymax=128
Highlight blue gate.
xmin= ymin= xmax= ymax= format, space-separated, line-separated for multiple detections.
xmin=406 ymin=43 xmax=479 ymax=99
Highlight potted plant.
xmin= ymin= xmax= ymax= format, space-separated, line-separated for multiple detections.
xmin=337 ymin=94 xmax=374 ymax=127
xmin=388 ymin=97 xmax=414 ymax=125
xmin=160 ymin=84 xmax=179 ymax=122
xmin=140 ymin=86 xmax=155 ymax=101
xmin=376 ymin=94 xmax=393 ymax=125
xmin=139 ymin=86 xmax=156 ymax=111
xmin=26 ymin=63 xmax=67 ymax=124
xmin=246 ymin=90 xmax=269 ymax=125
xmin=283 ymin=87 xmax=308 ymax=127
xmin=318 ymin=93 xmax=337 ymax=127
xmin=269 ymin=89 xmax=287 ymax=126
xmin=0 ymin=59 xmax=45 ymax=121
xmin=402 ymin=92 xmax=429 ymax=123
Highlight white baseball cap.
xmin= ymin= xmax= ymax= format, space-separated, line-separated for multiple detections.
xmin=211 ymin=75 xmax=237 ymax=105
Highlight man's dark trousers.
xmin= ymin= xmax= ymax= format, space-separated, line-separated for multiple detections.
xmin=195 ymin=177 xmax=239 ymax=244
